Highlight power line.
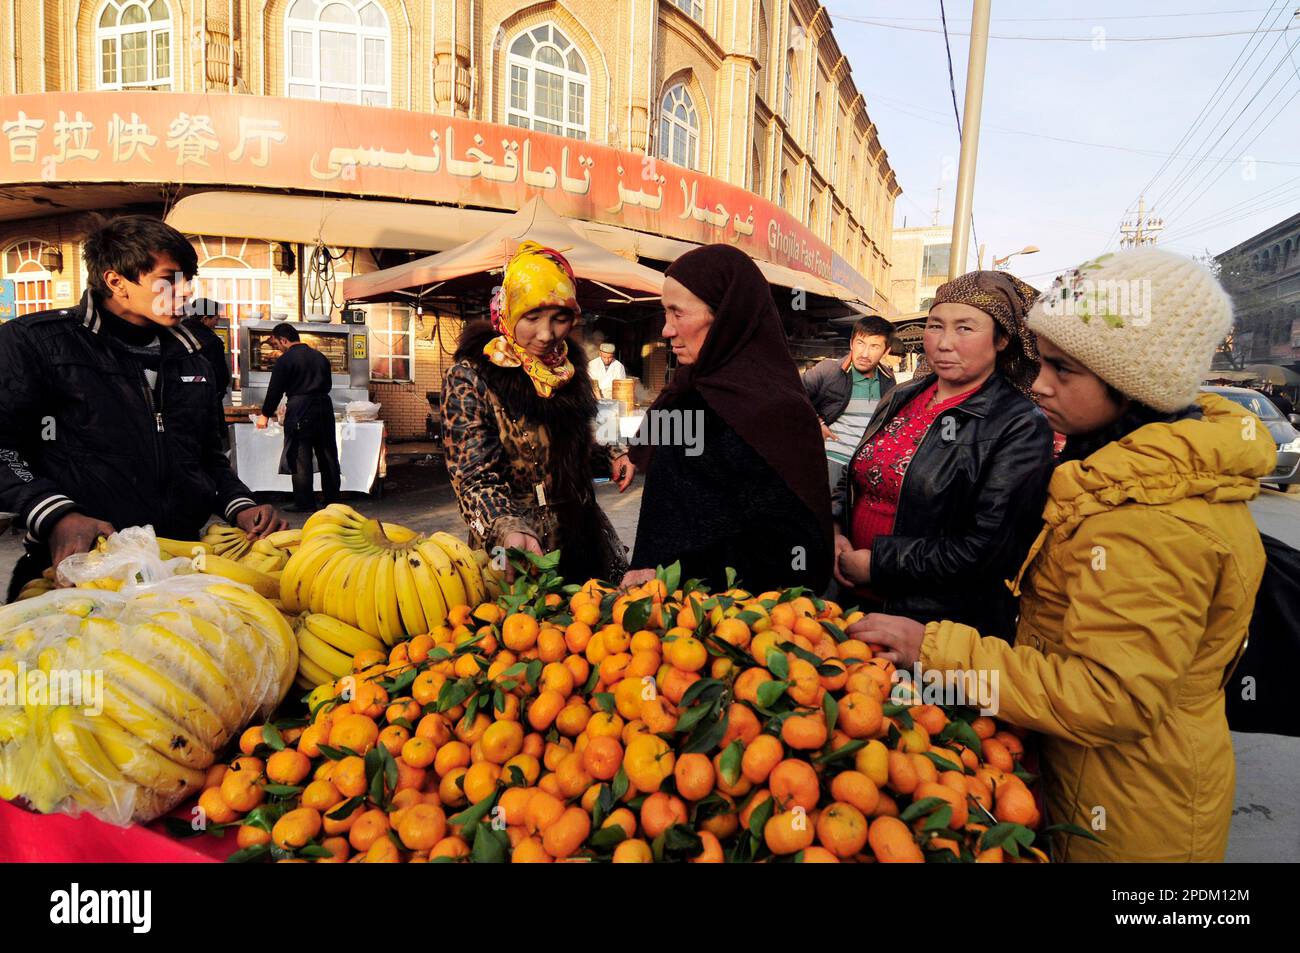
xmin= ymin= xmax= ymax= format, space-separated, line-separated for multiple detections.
xmin=938 ymin=1 xmax=977 ymax=257
xmin=833 ymin=15 xmax=1296 ymax=42
xmin=833 ymin=9 xmax=1275 ymax=24
xmin=868 ymin=91 xmax=1300 ymax=166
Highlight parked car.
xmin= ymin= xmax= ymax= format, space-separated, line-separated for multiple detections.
xmin=1200 ymin=386 xmax=1300 ymax=488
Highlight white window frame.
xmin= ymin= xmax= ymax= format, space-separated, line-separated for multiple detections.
xmin=366 ymin=302 xmax=414 ymax=382
xmin=2 ymin=240 xmax=53 ymax=316
xmin=505 ymin=23 xmax=591 ymax=140
xmin=190 ymin=237 xmax=275 ymax=390
xmin=659 ymin=83 xmax=700 ymax=170
xmin=96 ymin=0 xmax=174 ymax=91
xmin=671 ymin=0 xmax=705 ymax=23
xmin=285 ymin=0 xmax=391 ymax=106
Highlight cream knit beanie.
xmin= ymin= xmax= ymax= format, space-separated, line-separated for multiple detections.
xmin=1025 ymin=248 xmax=1233 ymax=412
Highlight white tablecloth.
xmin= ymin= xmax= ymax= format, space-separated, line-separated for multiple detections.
xmin=231 ymin=421 xmax=384 ymax=493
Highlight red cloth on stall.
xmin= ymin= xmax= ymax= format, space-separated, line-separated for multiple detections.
xmin=0 ymin=798 xmax=236 ymax=862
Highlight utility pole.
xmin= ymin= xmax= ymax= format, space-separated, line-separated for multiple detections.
xmin=949 ymin=0 xmax=992 ymax=280
xmin=1119 ymin=196 xmax=1165 ymax=248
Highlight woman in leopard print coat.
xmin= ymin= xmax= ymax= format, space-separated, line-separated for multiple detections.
xmin=442 ymin=243 xmax=634 ymax=583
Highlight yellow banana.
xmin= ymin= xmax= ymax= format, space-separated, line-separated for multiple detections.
xmin=308 ymin=545 xmax=355 ymax=616
xmin=265 ymin=528 xmax=303 ymax=548
xmin=382 ymin=521 xmax=420 ymax=544
xmin=100 ymin=650 xmax=226 ymax=749
xmin=130 ymin=622 xmax=239 ymax=733
xmin=352 ymin=553 xmax=381 ymax=639
xmin=393 ymin=548 xmax=429 ymax=638
xmin=49 ymin=706 xmax=133 ymax=816
xmin=194 ymin=553 xmax=279 ymax=600
xmin=204 ymin=583 xmax=298 ymax=703
xmin=157 ymin=537 xmax=208 ymax=559
xmin=406 ymin=548 xmax=449 ymax=631
xmin=304 ymin=613 xmax=385 ymax=657
xmin=99 ymin=681 xmax=214 ymax=770
xmin=88 ymin=713 xmax=206 ymax=803
xmin=302 ymin=504 xmax=367 ymax=540
xmin=417 ymin=539 xmax=467 ymax=613
xmin=154 ymin=611 xmax=260 ymax=711
xmin=297 ymin=653 xmax=339 ymax=688
xmin=430 ymin=532 xmax=488 ymax=607
xmin=324 ymin=549 xmax=365 ymax=624
xmin=373 ymin=551 xmax=401 ymax=646
xmin=296 ymin=627 xmax=354 ymax=679
xmin=279 ymin=536 xmax=338 ymax=611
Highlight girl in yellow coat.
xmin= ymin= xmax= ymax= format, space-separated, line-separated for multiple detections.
xmin=853 ymin=248 xmax=1276 ymax=862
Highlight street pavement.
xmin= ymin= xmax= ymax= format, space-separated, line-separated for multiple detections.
xmin=1 ymin=468 xmax=1297 ymax=860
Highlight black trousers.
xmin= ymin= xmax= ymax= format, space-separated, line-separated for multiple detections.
xmin=290 ymin=417 xmax=342 ymax=510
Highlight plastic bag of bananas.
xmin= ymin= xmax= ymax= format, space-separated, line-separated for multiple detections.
xmin=0 ymin=531 xmax=298 ymax=827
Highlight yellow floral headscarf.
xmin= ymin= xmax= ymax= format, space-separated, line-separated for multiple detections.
xmin=483 ymin=241 xmax=579 ymax=398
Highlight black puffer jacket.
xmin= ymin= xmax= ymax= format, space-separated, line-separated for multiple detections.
xmin=833 ymin=372 xmax=1054 ymax=639
xmin=0 ymin=293 xmax=256 ymax=569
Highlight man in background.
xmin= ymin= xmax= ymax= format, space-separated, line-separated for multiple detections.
xmin=185 ymin=297 xmax=232 ymax=450
xmin=803 ymin=315 xmax=896 ymax=491
xmin=256 ymin=323 xmax=341 ymax=513
xmin=588 ymin=342 xmax=627 ymax=399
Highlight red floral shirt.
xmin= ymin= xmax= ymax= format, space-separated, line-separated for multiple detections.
xmin=849 ymin=381 xmax=978 ymax=553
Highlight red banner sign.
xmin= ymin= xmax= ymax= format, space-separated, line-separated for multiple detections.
xmin=0 ymin=93 xmax=872 ymax=302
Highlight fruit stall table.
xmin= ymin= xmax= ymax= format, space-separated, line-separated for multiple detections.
xmin=0 ymin=798 xmax=236 ymax=862
xmin=229 ymin=420 xmax=386 ymax=494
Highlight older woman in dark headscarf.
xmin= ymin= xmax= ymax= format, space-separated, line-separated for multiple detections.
xmin=832 ymin=271 xmax=1055 ymax=639
xmin=621 ymin=245 xmax=832 ymax=593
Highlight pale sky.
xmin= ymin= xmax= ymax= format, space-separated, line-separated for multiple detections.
xmin=827 ymin=0 xmax=1300 ymax=287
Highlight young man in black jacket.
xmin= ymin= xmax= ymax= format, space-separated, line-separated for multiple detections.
xmin=0 ymin=216 xmax=285 ymax=600
xmin=802 ymin=315 xmax=897 ymax=491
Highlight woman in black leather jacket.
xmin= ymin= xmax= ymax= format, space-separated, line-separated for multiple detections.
xmin=832 ymin=271 xmax=1054 ymax=640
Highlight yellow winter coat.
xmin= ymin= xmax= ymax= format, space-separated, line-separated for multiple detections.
xmin=921 ymin=394 xmax=1275 ymax=862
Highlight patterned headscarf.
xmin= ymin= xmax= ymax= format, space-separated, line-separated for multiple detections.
xmin=483 ymin=241 xmax=579 ymax=398
xmin=931 ymin=270 xmax=1042 ymax=396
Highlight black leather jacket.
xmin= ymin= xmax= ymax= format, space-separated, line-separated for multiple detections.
xmin=0 ymin=293 xmax=256 ymax=563
xmin=832 ymin=372 xmax=1055 ymax=639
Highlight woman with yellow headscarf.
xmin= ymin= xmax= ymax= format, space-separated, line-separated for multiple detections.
xmin=442 ymin=242 xmax=635 ymax=582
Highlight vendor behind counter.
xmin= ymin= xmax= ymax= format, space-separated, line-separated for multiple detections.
xmin=256 ymin=323 xmax=341 ymax=513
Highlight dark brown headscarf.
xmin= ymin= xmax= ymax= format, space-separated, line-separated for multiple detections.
xmin=631 ymin=245 xmax=833 ymax=549
xmin=931 ymin=270 xmax=1041 ymax=396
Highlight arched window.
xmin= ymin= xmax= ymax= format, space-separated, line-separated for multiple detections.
xmin=783 ymin=50 xmax=795 ymax=119
xmin=756 ymin=4 xmax=769 ymax=100
xmin=189 ymin=236 xmax=275 ymax=389
xmin=751 ymin=143 xmax=762 ymax=196
xmin=96 ymin=0 xmax=173 ymax=90
xmin=671 ymin=0 xmax=704 ymax=22
xmin=810 ymin=92 xmax=821 ymax=159
xmin=285 ymin=0 xmax=390 ymax=106
xmin=832 ymin=128 xmax=841 ymax=189
xmin=2 ymin=240 xmax=53 ymax=316
xmin=778 ymin=171 xmax=790 ymax=209
xmin=659 ymin=84 xmax=700 ymax=170
xmin=506 ymin=23 xmax=590 ymax=140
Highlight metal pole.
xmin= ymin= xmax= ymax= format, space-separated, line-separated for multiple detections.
xmin=949 ymin=0 xmax=991 ymax=280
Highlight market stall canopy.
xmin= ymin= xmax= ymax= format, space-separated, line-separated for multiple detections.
xmin=1203 ymin=369 xmax=1258 ymax=384
xmin=165 ymin=191 xmax=506 ymax=252
xmin=1247 ymin=364 xmax=1300 ymax=387
xmin=341 ymin=198 xmax=665 ymax=303
xmin=608 ymin=227 xmax=869 ymax=308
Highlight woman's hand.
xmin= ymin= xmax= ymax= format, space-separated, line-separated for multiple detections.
xmin=611 ymin=454 xmax=636 ymax=492
xmin=831 ymin=533 xmax=855 ymax=588
xmin=619 ymin=568 xmax=657 ymax=590
xmin=501 ymin=531 xmax=543 ymax=583
xmin=835 ymin=546 xmax=871 ymax=588
xmin=846 ymin=613 xmax=926 ymax=668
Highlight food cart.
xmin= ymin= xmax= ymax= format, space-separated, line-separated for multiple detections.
xmin=230 ymin=319 xmax=385 ymax=493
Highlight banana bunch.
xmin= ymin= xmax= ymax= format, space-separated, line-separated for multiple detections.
xmin=294 ymin=613 xmax=386 ymax=688
xmin=157 ymin=527 xmax=307 ymax=601
xmin=15 ymin=569 xmax=56 ymax=603
xmin=280 ymin=504 xmax=490 ymax=647
xmin=0 ymin=579 xmax=297 ymax=825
